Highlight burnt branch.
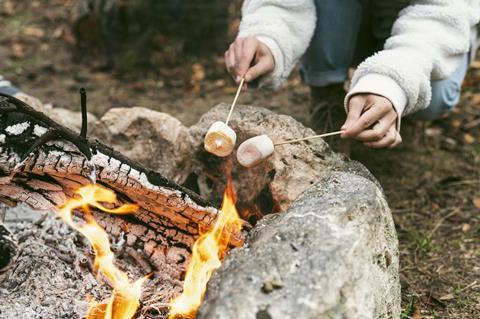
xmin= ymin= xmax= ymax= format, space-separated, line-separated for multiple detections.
xmin=79 ymin=88 xmax=88 ymax=139
xmin=0 ymin=92 xmax=244 ymax=250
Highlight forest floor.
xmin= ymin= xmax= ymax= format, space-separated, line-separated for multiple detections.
xmin=1 ymin=1 xmax=479 ymax=318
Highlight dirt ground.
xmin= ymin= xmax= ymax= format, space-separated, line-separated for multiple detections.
xmin=1 ymin=1 xmax=479 ymax=318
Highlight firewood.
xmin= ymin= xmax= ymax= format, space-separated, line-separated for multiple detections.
xmin=0 ymin=92 xmax=244 ymax=254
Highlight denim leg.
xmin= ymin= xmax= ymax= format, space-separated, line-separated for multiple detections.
xmin=411 ymin=54 xmax=469 ymax=121
xmin=301 ymin=0 xmax=364 ymax=88
xmin=0 ymin=76 xmax=20 ymax=96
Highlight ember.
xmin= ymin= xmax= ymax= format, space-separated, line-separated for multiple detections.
xmin=57 ymin=184 xmax=147 ymax=319
xmin=168 ymin=178 xmax=243 ymax=319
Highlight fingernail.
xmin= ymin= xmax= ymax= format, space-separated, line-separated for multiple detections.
xmin=245 ymin=74 xmax=251 ymax=81
xmin=235 ymin=75 xmax=240 ymax=82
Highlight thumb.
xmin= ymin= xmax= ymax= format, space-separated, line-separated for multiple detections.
xmin=342 ymin=96 xmax=365 ymax=136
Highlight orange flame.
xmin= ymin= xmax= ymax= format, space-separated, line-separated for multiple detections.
xmin=57 ymin=184 xmax=147 ymax=319
xmin=168 ymin=178 xmax=243 ymax=319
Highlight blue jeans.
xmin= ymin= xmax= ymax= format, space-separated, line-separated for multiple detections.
xmin=301 ymin=0 xmax=469 ymax=120
xmin=0 ymin=75 xmax=20 ymax=96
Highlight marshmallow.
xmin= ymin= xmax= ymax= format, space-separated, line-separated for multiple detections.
xmin=204 ymin=121 xmax=237 ymax=157
xmin=236 ymin=134 xmax=274 ymax=168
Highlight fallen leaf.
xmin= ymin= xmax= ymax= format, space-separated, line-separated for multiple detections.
xmin=214 ymin=79 xmax=226 ymax=87
xmin=412 ymin=308 xmax=422 ymax=319
xmin=53 ymin=27 xmax=63 ymax=38
xmin=92 ymin=73 xmax=111 ymax=82
xmin=24 ymin=26 xmax=45 ymax=38
xmin=451 ymin=119 xmax=462 ymax=128
xmin=63 ymin=29 xmax=76 ymax=45
xmin=473 ymin=197 xmax=480 ymax=209
xmin=2 ymin=0 xmax=15 ymax=16
xmin=439 ymin=293 xmax=455 ymax=301
xmin=462 ymin=223 xmax=471 ymax=232
xmin=471 ymin=93 xmax=480 ymax=104
xmin=463 ymin=133 xmax=475 ymax=144
xmin=191 ymin=63 xmax=205 ymax=83
xmin=11 ymin=42 xmax=25 ymax=59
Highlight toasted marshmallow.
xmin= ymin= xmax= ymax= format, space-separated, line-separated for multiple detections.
xmin=237 ymin=134 xmax=274 ymax=168
xmin=204 ymin=121 xmax=237 ymax=157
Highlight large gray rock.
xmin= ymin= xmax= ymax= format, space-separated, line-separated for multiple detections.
xmin=197 ymin=171 xmax=400 ymax=319
xmin=90 ymin=106 xmax=194 ymax=183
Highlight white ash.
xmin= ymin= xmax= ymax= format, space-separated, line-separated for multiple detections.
xmin=5 ymin=122 xmax=30 ymax=135
xmin=0 ymin=134 xmax=5 ymax=143
xmin=33 ymin=125 xmax=48 ymax=137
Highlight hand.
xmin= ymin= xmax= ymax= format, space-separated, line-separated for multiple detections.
xmin=341 ymin=94 xmax=402 ymax=148
xmin=225 ymin=36 xmax=275 ymax=87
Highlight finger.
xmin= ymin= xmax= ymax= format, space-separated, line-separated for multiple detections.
xmin=244 ymin=56 xmax=274 ymax=82
xmin=355 ymin=112 xmax=397 ymax=142
xmin=389 ymin=131 xmax=403 ymax=148
xmin=365 ymin=125 xmax=397 ymax=148
xmin=237 ymin=37 xmax=258 ymax=78
xmin=225 ymin=48 xmax=236 ymax=76
xmin=345 ymin=102 xmax=391 ymax=137
xmin=341 ymin=96 xmax=365 ymax=137
xmin=233 ymin=38 xmax=245 ymax=68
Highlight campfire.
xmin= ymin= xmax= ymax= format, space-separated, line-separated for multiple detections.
xmin=0 ymin=92 xmax=246 ymax=318
xmin=0 ymin=92 xmax=401 ymax=319
xmin=57 ymin=184 xmax=146 ymax=319
xmin=55 ymin=181 xmax=241 ymax=319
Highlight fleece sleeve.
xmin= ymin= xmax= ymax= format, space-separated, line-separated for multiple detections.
xmin=238 ymin=0 xmax=317 ymax=89
xmin=348 ymin=0 xmax=480 ymax=119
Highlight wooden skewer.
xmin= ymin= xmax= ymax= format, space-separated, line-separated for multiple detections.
xmin=225 ymin=77 xmax=245 ymax=125
xmin=274 ymin=130 xmax=345 ymax=146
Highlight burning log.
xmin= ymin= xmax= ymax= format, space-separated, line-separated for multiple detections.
xmin=0 ymin=92 xmax=245 ymax=314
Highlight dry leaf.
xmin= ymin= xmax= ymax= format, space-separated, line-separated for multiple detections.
xmin=473 ymin=197 xmax=480 ymax=209
xmin=451 ymin=119 xmax=462 ymax=128
xmin=3 ymin=0 xmax=15 ymax=16
xmin=214 ymin=79 xmax=226 ymax=87
xmin=463 ymin=133 xmax=475 ymax=144
xmin=439 ymin=293 xmax=455 ymax=301
xmin=24 ymin=26 xmax=45 ymax=38
xmin=412 ymin=307 xmax=422 ymax=319
xmin=63 ymin=30 xmax=76 ymax=45
xmin=53 ymin=27 xmax=63 ymax=38
xmin=191 ymin=63 xmax=205 ymax=83
xmin=471 ymin=93 xmax=480 ymax=104
xmin=11 ymin=42 xmax=25 ymax=59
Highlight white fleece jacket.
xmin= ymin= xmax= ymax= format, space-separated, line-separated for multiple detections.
xmin=238 ymin=0 xmax=480 ymax=126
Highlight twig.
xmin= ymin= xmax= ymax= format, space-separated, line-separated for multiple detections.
xmin=225 ymin=78 xmax=245 ymax=125
xmin=80 ymin=88 xmax=88 ymax=138
xmin=274 ymin=130 xmax=344 ymax=146
xmin=428 ymin=209 xmax=459 ymax=237
xmin=458 ymin=280 xmax=478 ymax=293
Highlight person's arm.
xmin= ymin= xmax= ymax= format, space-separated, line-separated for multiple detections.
xmin=225 ymin=0 xmax=316 ymax=89
xmin=342 ymin=0 xmax=480 ymax=148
